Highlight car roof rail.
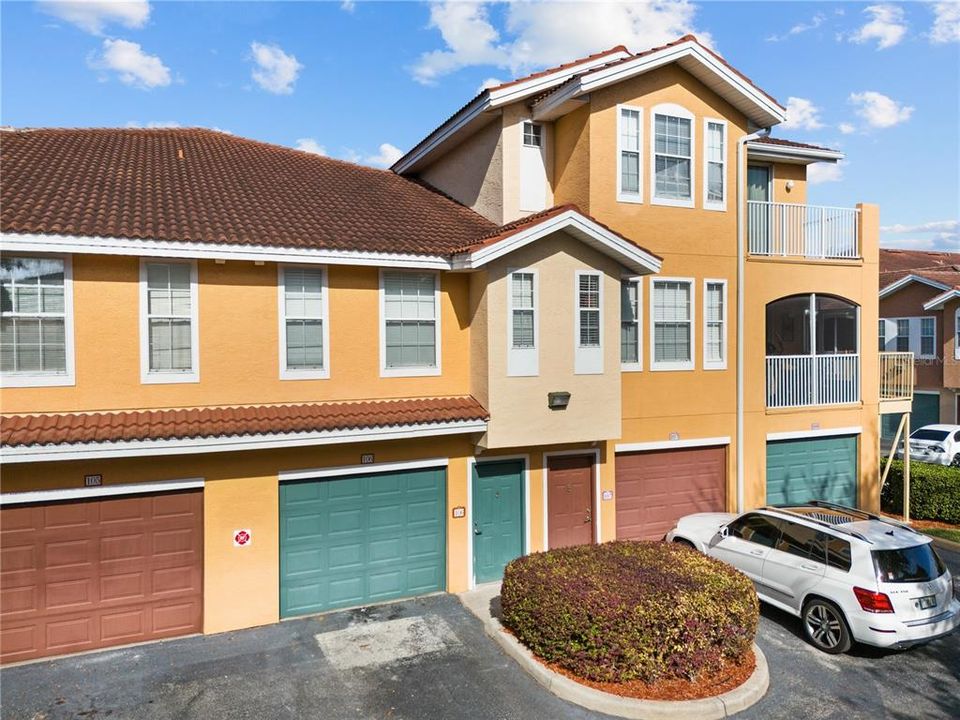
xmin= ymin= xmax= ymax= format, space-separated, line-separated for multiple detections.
xmin=760 ymin=505 xmax=874 ymax=544
xmin=805 ymin=500 xmax=923 ymax=535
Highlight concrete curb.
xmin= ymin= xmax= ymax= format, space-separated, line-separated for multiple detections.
xmin=930 ymin=535 xmax=960 ymax=553
xmin=460 ymin=586 xmax=768 ymax=720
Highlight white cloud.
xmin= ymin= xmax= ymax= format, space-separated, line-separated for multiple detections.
xmin=295 ymin=138 xmax=327 ymax=156
xmin=250 ymin=42 xmax=303 ymax=94
xmin=125 ymin=120 xmax=180 ymax=128
xmin=781 ymin=97 xmax=825 ymax=131
xmin=849 ymin=90 xmax=914 ymax=128
xmin=412 ymin=0 xmax=710 ymax=85
xmin=881 ymin=219 xmax=959 ymax=234
xmin=39 ymin=0 xmax=150 ymax=35
xmin=850 ymin=4 xmax=907 ymax=49
xmin=880 ymin=219 xmax=960 ymax=250
xmin=477 ymin=77 xmax=505 ymax=93
xmin=364 ymin=143 xmax=403 ymax=168
xmin=807 ymin=162 xmax=844 ymax=185
xmin=766 ymin=12 xmax=825 ymax=42
xmin=340 ymin=0 xmax=356 ymax=11
xmin=838 ymin=122 xmax=856 ymax=134
xmin=90 ymin=38 xmax=171 ymax=89
xmin=930 ymin=2 xmax=960 ymax=43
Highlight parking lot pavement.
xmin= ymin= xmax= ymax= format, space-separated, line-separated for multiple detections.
xmin=2 ymin=543 xmax=957 ymax=720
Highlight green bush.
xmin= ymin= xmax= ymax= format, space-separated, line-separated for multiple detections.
xmin=499 ymin=541 xmax=758 ymax=684
xmin=881 ymin=459 xmax=960 ymax=524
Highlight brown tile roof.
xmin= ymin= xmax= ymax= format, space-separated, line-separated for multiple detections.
xmin=751 ymin=136 xmax=837 ymax=152
xmin=0 ymin=396 xmax=488 ymax=448
xmin=0 ymin=128 xmax=496 ymax=255
xmin=879 ymin=249 xmax=960 ymax=290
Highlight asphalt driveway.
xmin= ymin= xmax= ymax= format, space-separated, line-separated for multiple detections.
xmin=3 ymin=543 xmax=958 ymax=720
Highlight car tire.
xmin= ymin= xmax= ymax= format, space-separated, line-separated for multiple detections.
xmin=672 ymin=538 xmax=696 ymax=550
xmin=802 ymin=598 xmax=852 ymax=654
xmin=951 ymin=454 xmax=960 ymax=468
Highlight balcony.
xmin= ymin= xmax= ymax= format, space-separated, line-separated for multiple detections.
xmin=748 ymin=201 xmax=860 ymax=260
xmin=879 ymin=351 xmax=915 ymax=401
xmin=766 ymin=353 xmax=860 ymax=409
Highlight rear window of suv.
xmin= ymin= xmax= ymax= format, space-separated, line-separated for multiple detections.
xmin=873 ymin=544 xmax=946 ymax=583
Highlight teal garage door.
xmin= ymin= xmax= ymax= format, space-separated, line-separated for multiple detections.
xmin=280 ymin=467 xmax=446 ymax=618
xmin=882 ymin=393 xmax=941 ymax=442
xmin=766 ymin=435 xmax=857 ymax=507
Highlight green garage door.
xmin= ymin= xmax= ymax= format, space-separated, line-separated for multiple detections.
xmin=766 ymin=435 xmax=857 ymax=507
xmin=280 ymin=467 xmax=446 ymax=618
xmin=882 ymin=393 xmax=941 ymax=442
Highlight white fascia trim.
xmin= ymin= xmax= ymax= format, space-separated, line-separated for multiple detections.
xmin=1 ymin=419 xmax=488 ymax=464
xmin=881 ymin=274 xmax=953 ymax=300
xmin=615 ymin=436 xmax=731 ymax=453
xmin=766 ymin=426 xmax=862 ymax=442
xmin=1 ymin=233 xmax=452 ymax=271
xmin=922 ymin=288 xmax=960 ymax=310
xmin=452 ymin=210 xmax=661 ymax=275
xmin=746 ymin=143 xmax=845 ymax=164
xmin=0 ymin=478 xmax=204 ymax=506
xmin=573 ymin=41 xmax=786 ymax=126
xmin=280 ymin=457 xmax=449 ymax=482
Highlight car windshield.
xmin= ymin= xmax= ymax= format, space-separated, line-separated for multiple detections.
xmin=873 ymin=544 xmax=946 ymax=584
xmin=910 ymin=429 xmax=949 ymax=442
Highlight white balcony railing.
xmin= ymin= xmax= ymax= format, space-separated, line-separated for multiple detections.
xmin=748 ymin=201 xmax=860 ymax=259
xmin=879 ymin=351 xmax=914 ymax=401
xmin=766 ymin=353 xmax=860 ymax=408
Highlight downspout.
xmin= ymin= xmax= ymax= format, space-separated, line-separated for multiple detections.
xmin=736 ymin=127 xmax=770 ymax=514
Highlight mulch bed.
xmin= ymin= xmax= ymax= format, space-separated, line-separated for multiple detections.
xmin=539 ymin=650 xmax=756 ymax=701
xmin=883 ymin=514 xmax=960 ymax=531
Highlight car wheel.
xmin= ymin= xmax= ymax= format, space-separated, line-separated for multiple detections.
xmin=951 ymin=454 xmax=960 ymax=468
xmin=802 ymin=599 xmax=852 ymax=654
xmin=673 ymin=538 xmax=696 ymax=550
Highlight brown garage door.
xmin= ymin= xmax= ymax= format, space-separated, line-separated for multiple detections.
xmin=615 ymin=447 xmax=726 ymax=541
xmin=1 ymin=490 xmax=203 ymax=664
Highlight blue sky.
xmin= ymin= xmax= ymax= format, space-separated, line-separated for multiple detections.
xmin=2 ymin=1 xmax=958 ymax=249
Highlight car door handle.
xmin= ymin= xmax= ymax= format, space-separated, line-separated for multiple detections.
xmin=749 ymin=549 xmax=765 ymax=556
xmin=800 ymin=563 xmax=820 ymax=571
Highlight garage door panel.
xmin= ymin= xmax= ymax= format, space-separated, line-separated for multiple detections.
xmin=766 ymin=436 xmax=857 ymax=506
xmin=615 ymin=447 xmax=726 ymax=541
xmin=0 ymin=490 xmax=203 ymax=664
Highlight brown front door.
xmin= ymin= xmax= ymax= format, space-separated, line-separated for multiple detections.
xmin=615 ymin=447 xmax=726 ymax=541
xmin=547 ymin=455 xmax=594 ymax=549
xmin=0 ymin=490 xmax=203 ymax=664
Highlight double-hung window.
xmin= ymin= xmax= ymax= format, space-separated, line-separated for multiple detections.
xmin=381 ymin=271 xmax=440 ymax=376
xmin=280 ymin=266 xmax=329 ymax=379
xmin=522 ymin=122 xmax=542 ymax=148
xmin=704 ymin=280 xmax=727 ymax=369
xmin=0 ymin=256 xmax=74 ymax=386
xmin=895 ymin=319 xmax=910 ymax=352
xmin=141 ymin=260 xmax=198 ymax=383
xmin=652 ymin=105 xmax=694 ymax=207
xmin=651 ymin=278 xmax=694 ymax=370
xmin=955 ymin=309 xmax=960 ymax=360
xmin=704 ymin=119 xmax=726 ymax=210
xmin=883 ymin=317 xmax=936 ymax=358
xmin=620 ymin=278 xmax=641 ymax=370
xmin=617 ymin=105 xmax=642 ymax=202
xmin=920 ymin=317 xmax=936 ymax=358
xmin=508 ymin=270 xmax=538 ymax=376
xmin=575 ymin=271 xmax=603 ymax=374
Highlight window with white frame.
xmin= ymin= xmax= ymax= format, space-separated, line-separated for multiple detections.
xmin=704 ymin=119 xmax=726 ymax=210
xmin=620 ymin=278 xmax=641 ymax=368
xmin=142 ymin=261 xmax=197 ymax=382
xmin=652 ymin=279 xmax=693 ymax=370
xmin=881 ymin=317 xmax=938 ymax=359
xmin=579 ymin=274 xmax=601 ymax=347
xmin=1 ymin=256 xmax=73 ymax=385
xmin=652 ymin=106 xmax=694 ymax=206
xmin=382 ymin=271 xmax=439 ymax=374
xmin=921 ymin=317 xmax=936 ymax=358
xmin=895 ymin=319 xmax=910 ymax=352
xmin=508 ymin=270 xmax=538 ymax=376
xmin=955 ymin=309 xmax=960 ymax=360
xmin=618 ymin=106 xmax=642 ymax=202
xmin=878 ymin=319 xmax=885 ymax=352
xmin=522 ymin=122 xmax=542 ymax=148
xmin=280 ymin=266 xmax=328 ymax=378
xmin=704 ymin=280 xmax=727 ymax=369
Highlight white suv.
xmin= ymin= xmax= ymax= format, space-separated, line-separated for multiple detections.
xmin=895 ymin=424 xmax=960 ymax=467
xmin=666 ymin=502 xmax=960 ymax=653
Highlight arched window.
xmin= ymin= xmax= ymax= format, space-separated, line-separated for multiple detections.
xmin=766 ymin=294 xmax=859 ymax=357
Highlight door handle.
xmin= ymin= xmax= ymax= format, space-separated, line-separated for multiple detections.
xmin=474 ymin=524 xmax=482 ymax=536
xmin=800 ymin=563 xmax=820 ymax=571
xmin=584 ymin=508 xmax=592 ymax=524
xmin=749 ymin=549 xmax=764 ymax=556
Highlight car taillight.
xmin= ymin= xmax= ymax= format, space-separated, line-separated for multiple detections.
xmin=854 ymin=586 xmax=895 ymax=613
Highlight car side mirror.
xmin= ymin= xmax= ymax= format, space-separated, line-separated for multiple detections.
xmin=719 ymin=525 xmax=729 ymax=538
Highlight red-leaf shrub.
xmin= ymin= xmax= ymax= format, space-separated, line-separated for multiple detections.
xmin=500 ymin=541 xmax=758 ymax=683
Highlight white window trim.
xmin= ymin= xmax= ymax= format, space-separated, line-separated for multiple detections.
xmin=650 ymin=103 xmax=696 ymax=209
xmin=522 ymin=121 xmax=543 ymax=148
xmin=277 ymin=264 xmax=330 ymax=381
xmin=139 ymin=259 xmax=199 ymax=385
xmin=507 ymin=268 xmax=539 ymax=377
xmin=703 ymin=278 xmax=728 ymax=370
xmin=621 ymin=276 xmax=642 ymax=372
xmin=703 ymin=117 xmax=727 ymax=212
xmin=881 ymin=316 xmax=937 ymax=360
xmin=920 ymin=316 xmax=937 ymax=360
xmin=650 ymin=276 xmax=695 ymax=372
xmin=616 ymin=103 xmax=643 ymax=204
xmin=1 ymin=254 xmax=76 ymax=388
xmin=574 ymin=270 xmax=603 ymax=375
xmin=379 ymin=270 xmax=442 ymax=378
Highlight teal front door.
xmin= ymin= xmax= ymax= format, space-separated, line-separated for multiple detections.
xmin=279 ymin=467 xmax=446 ymax=618
xmin=766 ymin=435 xmax=858 ymax=507
xmin=472 ymin=460 xmax=524 ymax=584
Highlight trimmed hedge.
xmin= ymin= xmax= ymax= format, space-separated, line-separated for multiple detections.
xmin=500 ymin=541 xmax=758 ymax=683
xmin=881 ymin=459 xmax=960 ymax=525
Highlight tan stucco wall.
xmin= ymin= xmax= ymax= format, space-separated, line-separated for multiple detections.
xmin=880 ymin=282 xmax=946 ymax=390
xmin=0 ymin=258 xmax=473 ymax=414
xmin=771 ymin=162 xmax=808 ymax=204
xmin=554 ymin=103 xmax=591 ymax=213
xmin=479 ymin=232 xmax=623 ymax=449
xmin=418 ymin=118 xmax=505 ymax=225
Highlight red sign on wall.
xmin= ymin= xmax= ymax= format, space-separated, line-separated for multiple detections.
xmin=233 ymin=529 xmax=252 ymax=547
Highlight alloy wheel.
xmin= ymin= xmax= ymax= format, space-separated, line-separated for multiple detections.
xmin=805 ymin=603 xmax=843 ymax=650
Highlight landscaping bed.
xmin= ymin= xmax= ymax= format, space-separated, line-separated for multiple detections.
xmin=881 ymin=459 xmax=960 ymax=525
xmin=500 ymin=541 xmax=758 ymax=698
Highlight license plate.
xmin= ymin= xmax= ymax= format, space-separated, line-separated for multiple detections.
xmin=914 ymin=595 xmax=937 ymax=610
